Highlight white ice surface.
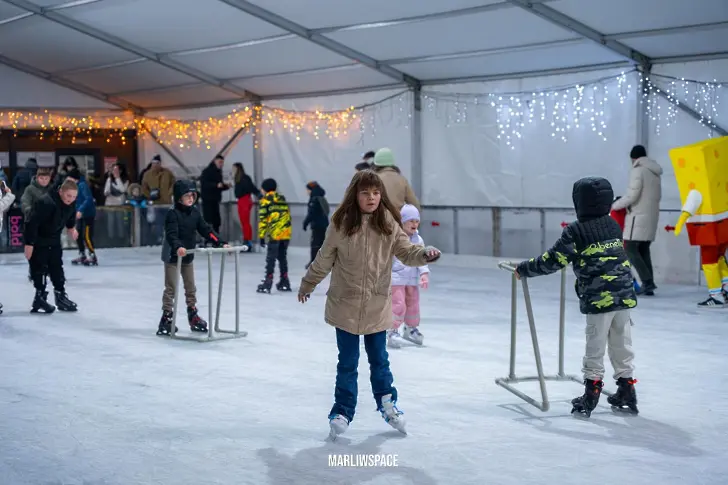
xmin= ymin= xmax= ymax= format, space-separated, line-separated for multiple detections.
xmin=0 ymin=246 xmax=727 ymax=485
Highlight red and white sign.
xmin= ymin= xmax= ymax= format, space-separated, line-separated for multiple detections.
xmin=104 ymin=156 xmax=118 ymax=172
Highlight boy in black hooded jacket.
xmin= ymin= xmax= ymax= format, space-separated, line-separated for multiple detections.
xmin=302 ymin=181 xmax=329 ymax=269
xmin=515 ymin=177 xmax=639 ymax=417
xmin=158 ymin=180 xmax=228 ymax=336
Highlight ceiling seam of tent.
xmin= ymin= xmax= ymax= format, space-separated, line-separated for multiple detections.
xmin=2 ymin=0 xmax=262 ymax=103
xmin=215 ymin=0 xmax=422 ymax=89
xmin=0 ymin=53 xmax=143 ymax=113
xmin=504 ymin=0 xmax=652 ymax=68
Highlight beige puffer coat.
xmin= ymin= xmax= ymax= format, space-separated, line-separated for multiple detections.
xmin=300 ymin=213 xmax=434 ymax=335
xmin=612 ymin=156 xmax=663 ymax=241
xmin=375 ymin=167 xmax=421 ymax=211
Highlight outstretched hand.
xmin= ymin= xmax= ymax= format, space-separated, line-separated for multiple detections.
xmin=298 ymin=292 xmax=310 ymax=304
xmin=424 ymin=247 xmax=441 ymax=262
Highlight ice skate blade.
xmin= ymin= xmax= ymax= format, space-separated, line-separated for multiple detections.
xmin=30 ymin=308 xmax=55 ymax=314
xmin=611 ymin=405 xmax=639 ymax=415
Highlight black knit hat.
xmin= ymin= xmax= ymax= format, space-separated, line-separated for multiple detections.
xmin=630 ymin=145 xmax=647 ymax=159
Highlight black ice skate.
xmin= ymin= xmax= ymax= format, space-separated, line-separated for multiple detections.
xmin=0 ymin=302 xmax=3 ymax=315
xmin=82 ymin=253 xmax=98 ymax=266
xmin=257 ymin=274 xmax=273 ymax=294
xmin=54 ymin=290 xmax=78 ymax=312
xmin=156 ymin=310 xmax=178 ymax=336
xmin=607 ymin=377 xmax=639 ymax=414
xmin=71 ymin=254 xmax=87 ymax=265
xmin=187 ymin=306 xmax=208 ymax=333
xmin=31 ymin=290 xmax=56 ymax=314
xmin=571 ymin=379 xmax=603 ymax=418
xmin=276 ymin=274 xmax=292 ymax=292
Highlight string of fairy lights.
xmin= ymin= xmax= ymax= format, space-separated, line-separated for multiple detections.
xmin=0 ymin=71 xmax=723 ymax=150
xmin=422 ymin=69 xmax=725 ymax=149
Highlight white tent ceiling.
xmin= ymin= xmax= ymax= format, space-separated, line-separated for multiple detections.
xmin=0 ymin=0 xmax=727 ymax=112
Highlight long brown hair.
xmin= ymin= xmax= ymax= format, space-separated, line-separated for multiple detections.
xmin=332 ymin=170 xmax=401 ymax=236
xmin=232 ymin=162 xmax=244 ymax=184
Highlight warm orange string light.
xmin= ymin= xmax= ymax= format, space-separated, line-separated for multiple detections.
xmin=0 ymin=102 xmax=369 ymax=150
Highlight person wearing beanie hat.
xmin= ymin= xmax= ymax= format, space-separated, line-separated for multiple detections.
xmin=257 ymin=177 xmax=292 ymax=293
xmin=303 ymin=181 xmax=330 ymax=268
xmin=371 ymin=148 xmax=421 ymax=212
xmin=388 ymin=204 xmax=430 ymax=348
xmin=611 ymin=144 xmax=663 ymax=296
xmin=157 ymin=180 xmax=229 ymax=336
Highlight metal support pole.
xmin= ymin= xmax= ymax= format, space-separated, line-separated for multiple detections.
xmin=558 ymin=267 xmax=567 ymax=377
xmin=509 ymin=271 xmax=517 ymax=379
xmin=636 ymin=66 xmax=651 ymax=147
xmin=539 ymin=210 xmax=546 ymax=252
xmin=163 ymin=247 xmax=248 ymax=342
xmin=453 ymin=208 xmax=460 ymax=255
xmin=252 ymin=101 xmax=264 ymax=253
xmin=492 ymin=208 xmax=502 ymax=257
xmin=410 ymin=87 xmax=423 ymax=201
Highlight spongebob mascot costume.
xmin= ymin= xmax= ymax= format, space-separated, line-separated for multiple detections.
xmin=669 ymin=136 xmax=728 ymax=307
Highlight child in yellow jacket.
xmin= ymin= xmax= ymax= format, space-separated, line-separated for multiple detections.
xmin=256 ymin=178 xmax=292 ymax=293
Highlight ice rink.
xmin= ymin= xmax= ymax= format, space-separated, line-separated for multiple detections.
xmin=1 ymin=246 xmax=726 ymax=485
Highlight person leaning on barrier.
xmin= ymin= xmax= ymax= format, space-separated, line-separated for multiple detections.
xmin=514 ymin=177 xmax=639 ymax=418
xmin=157 ymin=180 xmax=229 ymax=337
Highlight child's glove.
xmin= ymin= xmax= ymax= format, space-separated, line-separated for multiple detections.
xmin=419 ymin=273 xmax=429 ymax=289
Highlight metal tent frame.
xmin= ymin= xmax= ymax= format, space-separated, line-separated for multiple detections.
xmin=0 ymin=0 xmax=726 ymax=195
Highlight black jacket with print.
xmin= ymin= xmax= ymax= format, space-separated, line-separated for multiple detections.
xmin=516 ymin=177 xmax=637 ymax=315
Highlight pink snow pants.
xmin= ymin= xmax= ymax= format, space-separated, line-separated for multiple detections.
xmin=392 ymin=285 xmax=420 ymax=329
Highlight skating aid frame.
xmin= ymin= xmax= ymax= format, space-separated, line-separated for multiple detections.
xmin=168 ymin=247 xmax=248 ymax=342
xmin=495 ymin=262 xmax=588 ymax=412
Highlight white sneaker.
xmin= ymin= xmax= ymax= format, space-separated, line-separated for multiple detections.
xmin=403 ymin=326 xmax=424 ymax=345
xmin=387 ymin=329 xmax=404 ymax=348
xmin=379 ymin=394 xmax=406 ymax=435
xmin=329 ymin=414 xmax=349 ymax=439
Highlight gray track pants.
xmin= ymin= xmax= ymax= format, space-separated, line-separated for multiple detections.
xmin=582 ymin=309 xmax=635 ymax=381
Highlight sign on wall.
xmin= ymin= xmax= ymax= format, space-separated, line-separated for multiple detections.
xmin=0 ymin=152 xmax=8 ymax=168
xmin=104 ymin=156 xmax=118 ymax=173
xmin=17 ymin=151 xmax=55 ymax=168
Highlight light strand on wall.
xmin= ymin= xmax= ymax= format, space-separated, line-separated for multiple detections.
xmin=424 ymin=70 xmax=726 ymax=149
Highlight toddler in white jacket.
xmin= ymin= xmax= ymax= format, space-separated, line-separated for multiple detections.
xmin=388 ymin=204 xmax=429 ymax=348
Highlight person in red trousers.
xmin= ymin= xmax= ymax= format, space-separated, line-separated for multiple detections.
xmin=233 ymin=163 xmax=260 ymax=252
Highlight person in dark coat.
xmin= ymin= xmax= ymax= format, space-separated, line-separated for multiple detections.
xmin=233 ymin=162 xmax=259 ymax=251
xmin=157 ymin=180 xmax=228 ymax=336
xmin=23 ymin=178 xmax=80 ymax=314
xmin=302 ymin=181 xmax=330 ymax=268
xmin=199 ymin=155 xmax=230 ymax=233
xmin=12 ymin=157 xmax=38 ymax=203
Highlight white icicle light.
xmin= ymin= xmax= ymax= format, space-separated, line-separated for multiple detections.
xmin=424 ymin=70 xmax=724 ymax=148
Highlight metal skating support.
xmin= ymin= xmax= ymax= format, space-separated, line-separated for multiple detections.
xmin=494 ymin=261 xmax=583 ymax=412
xmin=169 ymin=247 xmax=248 ymax=342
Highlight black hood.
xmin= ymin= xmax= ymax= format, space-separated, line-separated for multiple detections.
xmin=572 ymin=177 xmax=613 ymax=222
xmin=173 ymin=180 xmax=197 ymax=205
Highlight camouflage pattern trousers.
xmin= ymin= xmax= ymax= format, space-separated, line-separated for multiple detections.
xmin=582 ymin=309 xmax=635 ymax=381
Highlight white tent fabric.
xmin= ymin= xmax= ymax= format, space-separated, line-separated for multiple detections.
xmin=0 ymin=0 xmax=726 ymax=108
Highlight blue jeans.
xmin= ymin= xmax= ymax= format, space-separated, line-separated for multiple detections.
xmin=329 ymin=328 xmax=397 ymax=423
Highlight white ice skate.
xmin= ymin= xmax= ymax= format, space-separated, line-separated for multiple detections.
xmin=402 ymin=326 xmax=424 ymax=346
xmin=379 ymin=394 xmax=406 ymax=435
xmin=387 ymin=329 xmax=404 ymax=348
xmin=329 ymin=414 xmax=349 ymax=440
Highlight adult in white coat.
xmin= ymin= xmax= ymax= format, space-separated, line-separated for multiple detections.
xmin=612 ymin=145 xmax=663 ymax=295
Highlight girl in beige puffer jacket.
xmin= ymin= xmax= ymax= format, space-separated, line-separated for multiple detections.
xmin=298 ymin=170 xmax=441 ymax=439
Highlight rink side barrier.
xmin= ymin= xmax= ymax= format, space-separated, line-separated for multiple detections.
xmin=167 ymin=247 xmax=248 ymax=342
xmin=2 ymin=202 xmax=697 ymax=286
xmin=494 ymin=261 xmax=609 ymax=412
